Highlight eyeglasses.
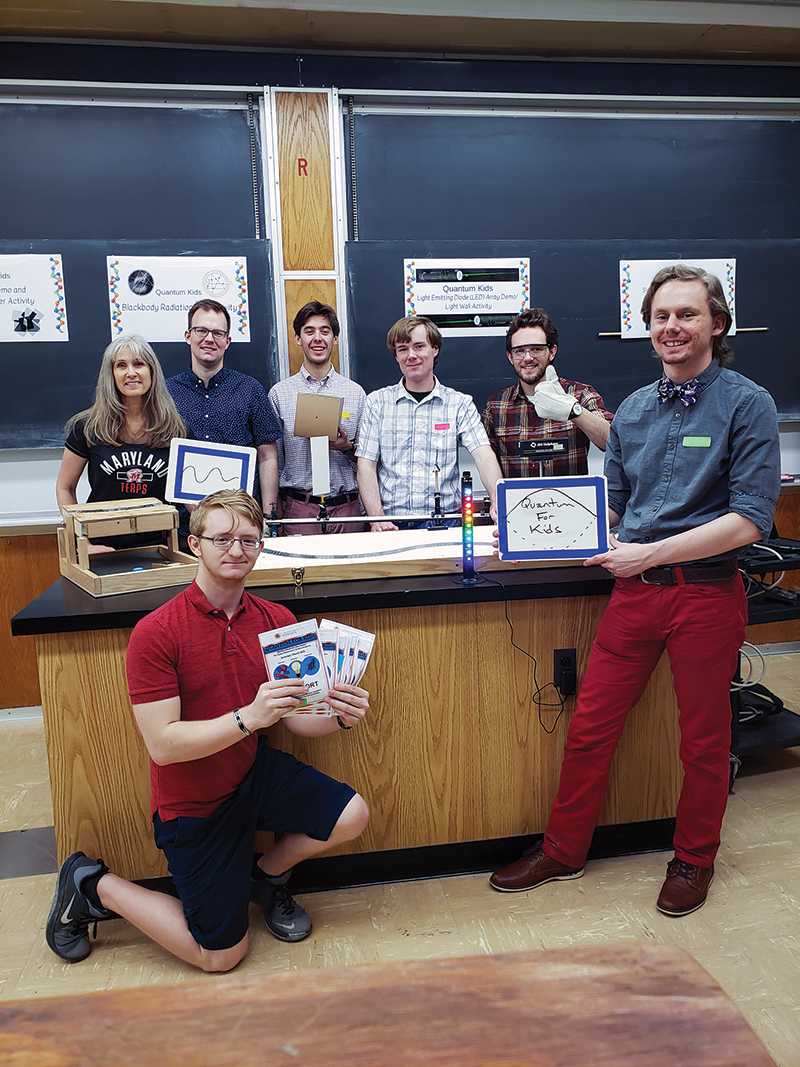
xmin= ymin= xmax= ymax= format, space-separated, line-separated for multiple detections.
xmin=197 ymin=535 xmax=262 ymax=552
xmin=510 ymin=344 xmax=552 ymax=359
xmin=189 ymin=326 xmax=229 ymax=341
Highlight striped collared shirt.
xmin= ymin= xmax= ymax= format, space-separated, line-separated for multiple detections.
xmin=268 ymin=366 xmax=365 ymax=494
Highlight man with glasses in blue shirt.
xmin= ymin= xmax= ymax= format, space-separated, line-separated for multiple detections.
xmin=167 ymin=300 xmax=281 ymax=527
xmin=46 ymin=489 xmax=369 ymax=971
xmin=490 ymin=265 xmax=780 ymax=917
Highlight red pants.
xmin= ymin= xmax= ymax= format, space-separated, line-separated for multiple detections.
xmin=543 ymin=573 xmax=747 ymax=869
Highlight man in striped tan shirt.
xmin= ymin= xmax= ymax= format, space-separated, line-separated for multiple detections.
xmin=267 ymin=302 xmax=365 ymax=535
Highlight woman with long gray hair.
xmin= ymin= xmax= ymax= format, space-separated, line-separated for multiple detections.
xmin=56 ymin=335 xmax=187 ymax=552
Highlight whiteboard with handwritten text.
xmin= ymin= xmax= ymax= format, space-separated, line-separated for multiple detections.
xmin=497 ymin=476 xmax=609 ymax=561
xmin=166 ymin=438 xmax=257 ymax=505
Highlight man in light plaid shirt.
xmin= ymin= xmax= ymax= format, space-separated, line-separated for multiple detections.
xmin=482 ymin=308 xmax=613 ymax=478
xmin=267 ymin=302 xmax=365 ymax=535
xmin=357 ymin=316 xmax=503 ymax=530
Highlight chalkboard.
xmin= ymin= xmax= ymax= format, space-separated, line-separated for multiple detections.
xmin=346 ymin=239 xmax=800 ymax=418
xmin=0 ymin=98 xmax=274 ymax=449
xmin=1 ymin=239 xmax=276 ymax=449
xmin=349 ymin=113 xmax=800 ymax=243
xmin=0 ymin=103 xmax=259 ymax=241
xmin=346 ymin=110 xmax=800 ymax=418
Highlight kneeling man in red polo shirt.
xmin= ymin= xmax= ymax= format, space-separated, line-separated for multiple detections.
xmin=46 ymin=488 xmax=369 ymax=971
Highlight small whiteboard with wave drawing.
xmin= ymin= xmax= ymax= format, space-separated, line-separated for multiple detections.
xmin=497 ymin=476 xmax=609 ymax=561
xmin=166 ymin=438 xmax=257 ymax=504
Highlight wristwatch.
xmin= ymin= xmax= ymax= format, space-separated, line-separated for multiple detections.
xmin=568 ymin=401 xmax=582 ymax=420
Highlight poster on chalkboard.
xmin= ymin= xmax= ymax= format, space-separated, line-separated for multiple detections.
xmin=0 ymin=253 xmax=68 ymax=342
xmin=106 ymin=255 xmax=251 ymax=342
xmin=619 ymin=258 xmax=736 ymax=339
xmin=404 ymin=257 xmax=529 ymax=336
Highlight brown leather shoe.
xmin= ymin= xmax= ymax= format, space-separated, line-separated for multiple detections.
xmin=656 ymin=858 xmax=714 ymax=916
xmin=489 ymin=846 xmax=584 ymax=893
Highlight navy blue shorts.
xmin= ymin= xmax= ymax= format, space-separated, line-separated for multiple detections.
xmin=153 ymin=739 xmax=356 ymax=951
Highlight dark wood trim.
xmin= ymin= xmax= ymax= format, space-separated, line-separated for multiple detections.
xmin=136 ymin=818 xmax=677 ymax=896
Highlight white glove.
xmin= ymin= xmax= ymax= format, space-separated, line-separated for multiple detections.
xmin=533 ymin=365 xmax=577 ymax=422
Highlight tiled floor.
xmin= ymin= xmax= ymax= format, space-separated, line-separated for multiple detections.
xmin=1 ymin=653 xmax=799 ymax=1065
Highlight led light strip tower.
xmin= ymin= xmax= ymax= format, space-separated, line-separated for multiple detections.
xmin=460 ymin=471 xmax=479 ymax=585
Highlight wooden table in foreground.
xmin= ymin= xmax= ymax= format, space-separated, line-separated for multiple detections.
xmin=0 ymin=946 xmax=775 ymax=1067
xmin=13 ymin=559 xmax=684 ymax=883
xmin=13 ymin=526 xmax=800 ymax=884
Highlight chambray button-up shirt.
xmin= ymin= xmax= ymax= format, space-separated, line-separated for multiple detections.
xmin=606 ymin=362 xmax=780 ymax=554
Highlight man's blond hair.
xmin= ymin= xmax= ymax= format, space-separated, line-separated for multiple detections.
xmin=189 ymin=489 xmax=264 ymax=539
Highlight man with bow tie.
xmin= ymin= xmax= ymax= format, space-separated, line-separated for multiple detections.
xmin=490 ymin=263 xmax=780 ymax=916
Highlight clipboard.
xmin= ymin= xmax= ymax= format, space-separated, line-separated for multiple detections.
xmin=294 ymin=393 xmax=344 ymax=442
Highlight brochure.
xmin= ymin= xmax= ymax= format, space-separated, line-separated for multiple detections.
xmin=319 ymin=625 xmax=339 ymax=686
xmin=259 ymin=619 xmax=330 ymax=716
xmin=319 ymin=618 xmax=376 ymax=686
xmin=260 ymin=618 xmax=376 ymax=717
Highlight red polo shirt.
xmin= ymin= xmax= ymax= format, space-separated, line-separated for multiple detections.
xmin=126 ymin=581 xmax=296 ymax=820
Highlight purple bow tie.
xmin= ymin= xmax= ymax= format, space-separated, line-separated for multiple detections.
xmin=657 ymin=377 xmax=700 ymax=407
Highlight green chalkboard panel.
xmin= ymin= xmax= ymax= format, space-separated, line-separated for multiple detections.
xmin=346 ymin=239 xmax=800 ymax=418
xmin=346 ymin=110 xmax=800 ymax=416
xmin=0 ymin=100 xmax=270 ymax=449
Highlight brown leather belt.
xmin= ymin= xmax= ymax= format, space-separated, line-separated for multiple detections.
xmin=639 ymin=559 xmax=738 ymax=586
xmin=281 ymin=487 xmax=359 ymax=507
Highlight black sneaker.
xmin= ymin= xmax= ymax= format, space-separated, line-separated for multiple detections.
xmin=250 ymin=877 xmax=312 ymax=942
xmin=46 ymin=852 xmax=118 ymax=963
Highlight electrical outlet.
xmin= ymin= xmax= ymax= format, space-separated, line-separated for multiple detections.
xmin=554 ymin=648 xmax=577 ymax=696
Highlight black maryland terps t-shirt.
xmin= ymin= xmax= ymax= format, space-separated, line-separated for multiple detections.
xmin=65 ymin=420 xmax=171 ymax=548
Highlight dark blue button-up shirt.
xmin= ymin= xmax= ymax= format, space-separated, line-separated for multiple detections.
xmin=167 ymin=365 xmax=281 ymax=510
xmin=606 ymin=361 xmax=780 ymax=550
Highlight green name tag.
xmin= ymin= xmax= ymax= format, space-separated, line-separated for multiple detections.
xmin=682 ymin=436 xmax=711 ymax=447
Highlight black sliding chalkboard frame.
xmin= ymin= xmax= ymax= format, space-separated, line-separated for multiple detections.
xmin=0 ymin=93 xmax=275 ymax=449
xmin=0 ymin=101 xmax=261 ymax=242
xmin=348 ymin=111 xmax=800 ymax=245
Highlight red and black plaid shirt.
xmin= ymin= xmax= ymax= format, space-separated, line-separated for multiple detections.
xmin=481 ymin=378 xmax=614 ymax=478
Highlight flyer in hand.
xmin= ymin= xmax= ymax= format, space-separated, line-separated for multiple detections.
xmin=259 ymin=619 xmax=330 ymax=715
xmin=319 ymin=618 xmax=376 ymax=686
xmin=259 ymin=618 xmax=376 ymax=717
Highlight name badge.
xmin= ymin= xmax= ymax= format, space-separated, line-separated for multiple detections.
xmin=434 ymin=423 xmax=451 ymax=431
xmin=682 ymin=436 xmax=711 ymax=447
xmin=513 ymin=437 xmax=569 ymax=460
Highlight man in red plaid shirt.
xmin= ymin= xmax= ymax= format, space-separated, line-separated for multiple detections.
xmin=482 ymin=309 xmax=613 ymax=477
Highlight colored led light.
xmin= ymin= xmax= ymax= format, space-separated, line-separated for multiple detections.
xmin=461 ymin=474 xmax=477 ymax=583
